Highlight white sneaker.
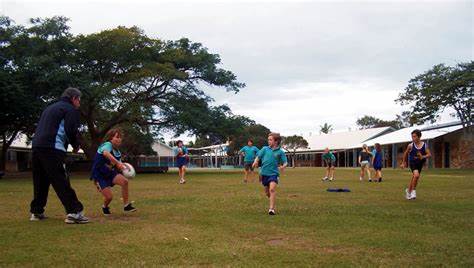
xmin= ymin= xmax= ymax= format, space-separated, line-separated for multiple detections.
xmin=268 ymin=209 xmax=276 ymax=215
xmin=30 ymin=213 xmax=47 ymax=221
xmin=321 ymin=177 xmax=328 ymax=181
xmin=179 ymin=178 xmax=186 ymax=184
xmin=65 ymin=211 xmax=90 ymax=224
xmin=405 ymin=189 xmax=411 ymax=200
xmin=410 ymin=190 xmax=417 ymax=200
xmin=329 ymin=177 xmax=334 ymax=181
xmin=360 ymin=177 xmax=363 ymax=181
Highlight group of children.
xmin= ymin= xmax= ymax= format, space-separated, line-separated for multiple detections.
xmin=320 ymin=129 xmax=431 ymax=200
xmin=88 ymin=128 xmax=430 ymax=218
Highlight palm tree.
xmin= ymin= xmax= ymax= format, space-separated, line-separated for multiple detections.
xmin=319 ymin=123 xmax=333 ymax=134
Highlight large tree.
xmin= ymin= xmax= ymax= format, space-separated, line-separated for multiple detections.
xmin=396 ymin=62 xmax=473 ymax=129
xmin=282 ymin=135 xmax=308 ymax=168
xmin=71 ymin=26 xmax=245 ymax=158
xmin=0 ymin=16 xmax=74 ymax=171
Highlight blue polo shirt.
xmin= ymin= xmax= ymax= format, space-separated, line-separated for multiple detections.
xmin=239 ymin=145 xmax=260 ymax=163
xmin=257 ymin=146 xmax=288 ymax=176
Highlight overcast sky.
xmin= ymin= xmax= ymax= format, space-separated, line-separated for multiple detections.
xmin=2 ymin=0 xmax=472 ymax=139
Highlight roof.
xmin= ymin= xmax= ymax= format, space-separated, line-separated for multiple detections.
xmin=6 ymin=134 xmax=84 ymax=154
xmin=361 ymin=122 xmax=464 ymax=147
xmin=300 ymin=127 xmax=393 ymax=152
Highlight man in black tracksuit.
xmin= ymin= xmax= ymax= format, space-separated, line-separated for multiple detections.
xmin=30 ymin=87 xmax=89 ymax=224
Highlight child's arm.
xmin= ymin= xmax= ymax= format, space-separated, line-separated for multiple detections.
xmin=401 ymin=144 xmax=412 ymax=168
xmin=252 ymin=157 xmax=259 ymax=169
xmin=279 ymin=162 xmax=288 ymax=173
xmin=103 ymin=151 xmax=125 ymax=170
xmin=423 ymin=147 xmax=432 ymax=160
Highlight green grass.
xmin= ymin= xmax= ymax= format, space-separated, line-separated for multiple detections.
xmin=0 ymin=168 xmax=473 ymax=267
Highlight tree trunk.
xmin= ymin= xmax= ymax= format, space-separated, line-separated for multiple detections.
xmin=0 ymin=130 xmax=19 ymax=175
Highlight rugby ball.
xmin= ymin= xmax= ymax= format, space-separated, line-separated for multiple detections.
xmin=122 ymin=162 xmax=136 ymax=179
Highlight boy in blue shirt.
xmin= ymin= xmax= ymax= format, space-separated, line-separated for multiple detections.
xmin=252 ymin=133 xmax=288 ymax=215
xmin=175 ymin=140 xmax=190 ymax=184
xmin=239 ymin=139 xmax=260 ymax=183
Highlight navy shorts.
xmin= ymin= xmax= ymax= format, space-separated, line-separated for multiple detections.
xmin=92 ymin=169 xmax=118 ymax=190
xmin=410 ymin=161 xmax=424 ymax=173
xmin=244 ymin=162 xmax=254 ymax=171
xmin=373 ymin=165 xmax=383 ymax=171
xmin=177 ymin=157 xmax=188 ymax=168
xmin=261 ymin=175 xmax=279 ymax=187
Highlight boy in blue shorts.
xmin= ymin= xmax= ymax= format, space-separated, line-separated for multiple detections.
xmin=401 ymin=129 xmax=431 ymax=200
xmin=91 ymin=128 xmax=136 ymax=215
xmin=175 ymin=140 xmax=189 ymax=184
xmin=239 ymin=139 xmax=260 ymax=183
xmin=252 ymin=133 xmax=288 ymax=215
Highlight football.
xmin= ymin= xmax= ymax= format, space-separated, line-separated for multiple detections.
xmin=122 ymin=162 xmax=136 ymax=179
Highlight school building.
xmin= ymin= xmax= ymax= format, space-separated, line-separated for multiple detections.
xmin=291 ymin=121 xmax=473 ymax=169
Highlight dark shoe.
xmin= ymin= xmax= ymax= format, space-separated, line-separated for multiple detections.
xmin=102 ymin=206 xmax=111 ymax=215
xmin=378 ymin=178 xmax=382 ymax=182
xmin=124 ymin=203 xmax=137 ymax=212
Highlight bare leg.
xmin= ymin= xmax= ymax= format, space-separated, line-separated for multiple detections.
xmin=100 ymin=187 xmax=113 ymax=208
xmin=330 ymin=167 xmax=335 ymax=178
xmin=244 ymin=169 xmax=249 ymax=182
xmin=113 ymin=175 xmax=129 ymax=205
xmin=409 ymin=171 xmax=420 ymax=192
xmin=269 ymin=182 xmax=277 ymax=210
xmin=264 ymin=186 xmax=270 ymax=198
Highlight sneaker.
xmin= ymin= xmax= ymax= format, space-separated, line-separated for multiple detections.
xmin=268 ymin=209 xmax=276 ymax=215
xmin=179 ymin=178 xmax=186 ymax=184
xmin=410 ymin=190 xmax=417 ymax=200
xmin=405 ymin=189 xmax=411 ymax=200
xmin=102 ymin=206 xmax=111 ymax=215
xmin=368 ymin=179 xmax=372 ymax=182
xmin=65 ymin=211 xmax=90 ymax=224
xmin=329 ymin=177 xmax=334 ymax=181
xmin=378 ymin=178 xmax=382 ymax=182
xmin=321 ymin=177 xmax=328 ymax=181
xmin=360 ymin=177 xmax=363 ymax=181
xmin=30 ymin=213 xmax=47 ymax=221
xmin=124 ymin=202 xmax=137 ymax=212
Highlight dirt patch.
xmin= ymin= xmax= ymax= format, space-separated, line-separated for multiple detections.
xmin=266 ymin=238 xmax=284 ymax=246
xmin=89 ymin=214 xmax=141 ymax=223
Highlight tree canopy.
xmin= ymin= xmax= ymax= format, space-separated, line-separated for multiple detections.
xmin=0 ymin=16 xmax=248 ymax=167
xmin=396 ymin=62 xmax=473 ymax=129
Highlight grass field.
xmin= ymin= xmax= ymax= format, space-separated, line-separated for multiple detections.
xmin=0 ymin=168 xmax=473 ymax=267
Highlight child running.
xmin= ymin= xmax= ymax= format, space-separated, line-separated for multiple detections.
xmin=175 ymin=140 xmax=189 ymax=184
xmin=252 ymin=133 xmax=288 ymax=215
xmin=90 ymin=128 xmax=136 ymax=215
xmin=401 ymin=129 xmax=431 ymax=200
xmin=358 ymin=144 xmax=373 ymax=181
xmin=239 ymin=139 xmax=260 ymax=183
xmin=321 ymin=148 xmax=336 ymax=181
xmin=372 ymin=143 xmax=384 ymax=182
